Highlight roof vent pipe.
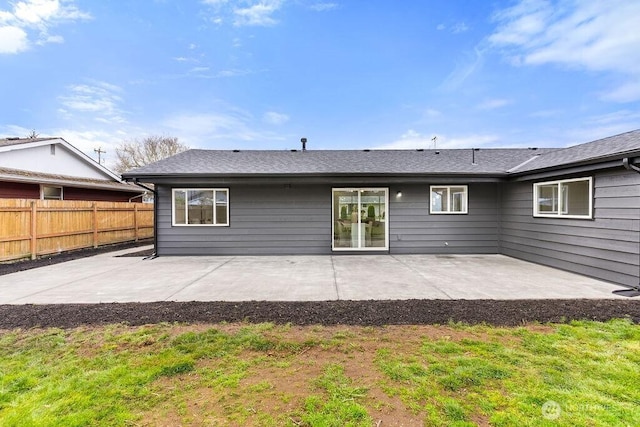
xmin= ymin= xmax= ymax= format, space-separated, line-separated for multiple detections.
xmin=301 ymin=137 xmax=307 ymax=151
xmin=472 ymin=148 xmax=480 ymax=165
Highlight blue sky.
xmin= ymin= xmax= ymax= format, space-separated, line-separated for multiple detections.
xmin=1 ymin=0 xmax=639 ymax=168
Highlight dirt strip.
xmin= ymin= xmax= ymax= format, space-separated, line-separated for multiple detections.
xmin=1 ymin=299 xmax=638 ymax=329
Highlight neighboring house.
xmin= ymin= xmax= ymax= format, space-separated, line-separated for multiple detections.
xmin=122 ymin=130 xmax=640 ymax=288
xmin=0 ymin=137 xmax=145 ymax=202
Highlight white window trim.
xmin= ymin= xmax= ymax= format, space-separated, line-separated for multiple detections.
xmin=331 ymin=187 xmax=389 ymax=252
xmin=172 ymin=188 xmax=229 ymax=226
xmin=429 ymin=185 xmax=468 ymax=214
xmin=533 ymin=177 xmax=593 ymax=219
xmin=40 ymin=185 xmax=63 ymax=200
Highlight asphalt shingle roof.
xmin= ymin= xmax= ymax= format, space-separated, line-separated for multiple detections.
xmin=124 ymin=148 xmax=549 ymax=177
xmin=511 ymin=129 xmax=640 ymax=173
xmin=121 ymin=129 xmax=640 ymax=179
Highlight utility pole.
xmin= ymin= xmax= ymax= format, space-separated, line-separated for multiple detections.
xmin=431 ymin=136 xmax=437 ymax=149
xmin=94 ymin=147 xmax=106 ymax=164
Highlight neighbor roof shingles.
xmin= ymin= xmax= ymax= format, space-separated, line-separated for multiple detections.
xmin=0 ymin=167 xmax=143 ymax=192
xmin=0 ymin=137 xmax=59 ymax=147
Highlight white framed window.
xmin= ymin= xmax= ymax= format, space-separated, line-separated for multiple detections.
xmin=172 ymin=188 xmax=229 ymax=226
xmin=533 ymin=177 xmax=592 ymax=219
xmin=430 ymin=185 xmax=468 ymax=214
xmin=41 ymin=185 xmax=63 ymax=200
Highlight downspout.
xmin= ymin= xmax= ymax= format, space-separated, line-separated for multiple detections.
xmin=623 ymin=157 xmax=640 ymax=174
xmin=131 ymin=179 xmax=158 ymax=260
xmin=622 ymin=157 xmax=640 ymax=292
xmin=128 ymin=192 xmax=145 ymax=203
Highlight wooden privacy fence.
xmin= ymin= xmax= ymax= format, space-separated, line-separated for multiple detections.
xmin=0 ymin=199 xmax=154 ymax=262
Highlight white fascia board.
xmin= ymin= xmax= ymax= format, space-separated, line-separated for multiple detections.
xmin=0 ymin=138 xmax=123 ymax=182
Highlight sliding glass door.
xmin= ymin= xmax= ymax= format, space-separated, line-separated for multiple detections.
xmin=332 ymin=188 xmax=388 ymax=251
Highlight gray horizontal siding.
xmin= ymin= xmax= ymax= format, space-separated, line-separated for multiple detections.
xmin=156 ymin=184 xmax=332 ymax=255
xmin=156 ymin=182 xmax=501 ymax=256
xmin=389 ymin=183 xmax=500 ymax=254
xmin=501 ymin=169 xmax=640 ymax=287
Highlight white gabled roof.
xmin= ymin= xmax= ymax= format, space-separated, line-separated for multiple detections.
xmin=0 ymin=137 xmax=122 ymax=182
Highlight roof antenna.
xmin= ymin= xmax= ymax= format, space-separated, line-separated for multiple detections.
xmin=301 ymin=137 xmax=307 ymax=151
xmin=431 ymin=136 xmax=437 ymax=149
xmin=94 ymin=147 xmax=106 ymax=164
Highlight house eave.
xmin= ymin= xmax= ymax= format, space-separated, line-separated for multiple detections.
xmin=123 ymin=171 xmax=508 ymax=185
xmin=508 ymin=155 xmax=640 ymax=181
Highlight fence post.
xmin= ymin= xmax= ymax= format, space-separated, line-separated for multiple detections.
xmin=93 ymin=202 xmax=98 ymax=248
xmin=30 ymin=201 xmax=37 ymax=260
xmin=134 ymin=203 xmax=139 ymax=242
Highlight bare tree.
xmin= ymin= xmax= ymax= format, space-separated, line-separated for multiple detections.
xmin=27 ymin=129 xmax=39 ymax=138
xmin=114 ymin=135 xmax=188 ymax=173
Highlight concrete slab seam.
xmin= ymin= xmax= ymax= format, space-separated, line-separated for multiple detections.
xmin=330 ymin=256 xmax=341 ymax=300
xmin=389 ymin=255 xmax=454 ymax=300
xmin=163 ymin=257 xmax=236 ymax=301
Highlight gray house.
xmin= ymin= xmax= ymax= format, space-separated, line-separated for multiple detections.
xmin=123 ymin=130 xmax=640 ymax=288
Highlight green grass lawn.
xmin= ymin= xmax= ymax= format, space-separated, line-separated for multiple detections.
xmin=1 ymin=319 xmax=638 ymax=426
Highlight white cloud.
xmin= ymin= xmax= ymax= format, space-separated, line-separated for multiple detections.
xmin=190 ymin=66 xmax=210 ymax=73
xmin=55 ymin=128 xmax=124 ymax=167
xmin=436 ymin=22 xmax=469 ymax=34
xmin=201 ymin=0 xmax=284 ymax=28
xmin=215 ymin=68 xmax=254 ymax=77
xmin=309 ymin=3 xmax=338 ymax=12
xmin=440 ymin=47 xmax=485 ymax=90
xmin=451 ymin=22 xmax=469 ymax=34
xmin=40 ymin=34 xmax=63 ymax=44
xmin=263 ymin=111 xmax=289 ymax=125
xmin=378 ymin=130 xmax=502 ymax=150
xmin=0 ymin=0 xmax=91 ymax=54
xmin=489 ymin=0 xmax=640 ymax=102
xmin=600 ymin=78 xmax=640 ymax=103
xmin=164 ymin=112 xmax=257 ymax=143
xmin=58 ymin=81 xmax=127 ymax=124
xmin=0 ymin=124 xmax=34 ymax=138
xmin=14 ymin=0 xmax=61 ymax=24
xmin=233 ymin=1 xmax=283 ymax=26
xmin=377 ymin=130 xmax=435 ymax=149
xmin=563 ymin=112 xmax=640 ymax=147
xmin=423 ymin=108 xmax=442 ymax=119
xmin=0 ymin=26 xmax=28 ymax=53
xmin=162 ymin=109 xmax=288 ymax=148
xmin=477 ymin=98 xmax=512 ymax=110
xmin=435 ymin=134 xmax=501 ymax=149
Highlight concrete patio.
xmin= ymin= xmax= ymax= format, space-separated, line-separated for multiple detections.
xmin=0 ymin=245 xmax=629 ymax=304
